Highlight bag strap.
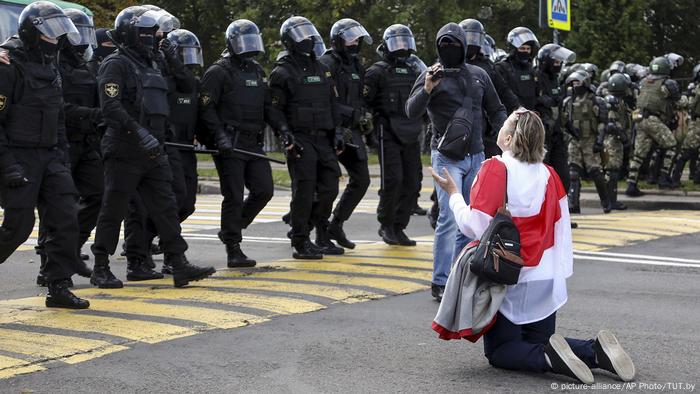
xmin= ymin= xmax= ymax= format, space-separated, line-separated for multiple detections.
xmin=499 ymin=165 xmax=510 ymax=214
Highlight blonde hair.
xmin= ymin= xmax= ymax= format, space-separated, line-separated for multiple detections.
xmin=502 ymin=108 xmax=546 ymax=164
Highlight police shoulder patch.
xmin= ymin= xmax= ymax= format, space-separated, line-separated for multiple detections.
xmin=363 ymin=85 xmax=370 ymax=97
xmin=325 ymin=71 xmax=332 ymax=78
xmin=104 ymin=83 xmax=119 ymax=98
xmin=200 ymin=94 xmax=211 ymax=106
xmin=0 ymin=95 xmax=6 ymax=111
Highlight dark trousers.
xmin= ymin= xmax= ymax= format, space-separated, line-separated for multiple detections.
xmin=179 ymin=150 xmax=198 ymax=221
xmin=288 ymin=133 xmax=340 ymax=244
xmin=377 ymin=136 xmax=421 ymax=230
xmin=92 ymin=140 xmax=187 ymax=257
xmin=123 ymin=146 xmax=190 ymax=259
xmin=0 ymin=148 xmax=79 ymax=281
xmin=483 ymin=312 xmax=597 ymax=373
xmin=214 ymin=152 xmax=273 ymax=245
xmin=333 ymin=145 xmax=370 ymax=223
xmin=545 ymin=132 xmax=570 ymax=191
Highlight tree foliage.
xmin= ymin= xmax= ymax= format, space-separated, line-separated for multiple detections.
xmin=78 ymin=0 xmax=699 ymax=77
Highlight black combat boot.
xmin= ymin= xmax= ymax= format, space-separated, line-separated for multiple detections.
xmin=625 ymin=181 xmax=644 ymax=197
xmin=90 ymin=254 xmax=123 ymax=288
xmin=328 ymin=218 xmax=355 ymax=249
xmin=36 ymin=253 xmax=74 ymax=287
xmin=394 ymin=226 xmax=416 ymax=246
xmin=46 ymin=279 xmax=90 ymax=309
xmin=591 ymin=170 xmax=612 ymax=213
xmin=606 ymin=170 xmax=627 ymax=210
xmin=412 ymin=204 xmax=428 ymax=216
xmin=378 ymin=225 xmax=400 ymax=245
xmin=166 ymin=253 xmax=216 ymax=288
xmin=74 ymin=254 xmax=93 ymax=278
xmin=292 ymin=239 xmax=323 ymax=260
xmin=670 ymin=150 xmax=692 ymax=188
xmin=657 ymin=171 xmax=674 ymax=189
xmin=79 ymin=249 xmax=90 ymax=261
xmin=126 ymin=256 xmax=164 ymax=281
xmin=226 ymin=243 xmax=256 ymax=268
xmin=315 ymin=222 xmax=344 ymax=255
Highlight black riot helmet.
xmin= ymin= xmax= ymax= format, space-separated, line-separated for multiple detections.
xmin=280 ymin=16 xmax=325 ymax=57
xmin=481 ymin=34 xmax=495 ymax=59
xmin=459 ymin=19 xmax=485 ymax=59
xmin=226 ymin=19 xmax=264 ymax=58
xmin=565 ymin=69 xmax=590 ymax=87
xmin=608 ymin=60 xmax=625 ymax=75
xmin=166 ymin=29 xmax=203 ymax=66
xmin=581 ymin=63 xmax=599 ymax=81
xmin=649 ymin=56 xmax=672 ymax=76
xmin=64 ymin=8 xmax=96 ymax=48
xmin=537 ymin=43 xmax=575 ymax=74
xmin=506 ymin=26 xmax=539 ymax=51
xmin=607 ymin=73 xmax=629 ymax=96
xmin=18 ymin=1 xmax=81 ymax=48
xmin=330 ymin=18 xmax=372 ymax=54
xmin=693 ymin=64 xmax=700 ymax=82
xmin=379 ymin=24 xmax=416 ymax=62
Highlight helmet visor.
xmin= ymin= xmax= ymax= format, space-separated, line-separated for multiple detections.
xmin=385 ymin=35 xmax=416 ymax=53
xmin=464 ymin=31 xmax=484 ymax=47
xmin=313 ymin=38 xmax=326 ymax=57
xmin=231 ymin=33 xmax=265 ymax=55
xmin=549 ymin=46 xmax=575 ymax=63
xmin=480 ymin=42 xmax=494 ymax=57
xmin=74 ymin=24 xmax=97 ymax=47
xmin=509 ymin=30 xmax=539 ymax=48
xmin=338 ymin=25 xmax=372 ymax=45
xmin=180 ymin=46 xmax=203 ymax=66
xmin=406 ymin=54 xmax=427 ymax=73
xmin=287 ymin=22 xmax=321 ymax=43
xmin=137 ymin=10 xmax=180 ymax=33
xmin=33 ymin=14 xmax=81 ymax=45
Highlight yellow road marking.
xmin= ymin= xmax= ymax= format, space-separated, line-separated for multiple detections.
xmin=272 ymin=261 xmax=432 ymax=281
xmin=571 ymin=234 xmax=628 ymax=247
xmin=249 ymin=270 xmax=428 ymax=294
xmin=0 ymin=328 xmax=128 ymax=365
xmin=571 ymin=228 xmax=658 ymax=242
xmin=318 ymin=255 xmax=432 ymax=270
xmin=0 ymin=355 xmax=45 ymax=379
xmin=77 ymin=286 xmax=325 ymax=315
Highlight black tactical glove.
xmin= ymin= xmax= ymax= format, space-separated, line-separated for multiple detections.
xmin=136 ymin=127 xmax=161 ymax=157
xmin=159 ymin=38 xmax=178 ymax=63
xmin=215 ymin=129 xmax=234 ymax=156
xmin=334 ymin=127 xmax=346 ymax=153
xmin=2 ymin=164 xmax=29 ymax=188
xmin=593 ymin=131 xmax=605 ymax=154
xmin=358 ymin=112 xmax=374 ymax=135
xmin=280 ymin=127 xmax=302 ymax=158
xmin=566 ymin=120 xmax=581 ymax=140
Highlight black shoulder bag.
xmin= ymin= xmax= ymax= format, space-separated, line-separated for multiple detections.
xmin=437 ymin=71 xmax=474 ymax=160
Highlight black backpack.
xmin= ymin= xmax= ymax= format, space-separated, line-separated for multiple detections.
xmin=470 ymin=167 xmax=524 ymax=285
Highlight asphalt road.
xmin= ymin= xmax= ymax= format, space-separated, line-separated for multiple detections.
xmin=1 ymin=192 xmax=699 ymax=393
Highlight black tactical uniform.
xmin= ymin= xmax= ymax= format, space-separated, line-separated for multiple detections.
xmin=121 ymin=28 xmax=199 ymax=279
xmin=495 ymin=27 xmax=541 ymax=111
xmin=320 ymin=18 xmax=373 ymax=250
xmin=199 ymin=20 xmax=273 ymax=267
xmin=267 ymin=16 xmax=344 ymax=259
xmin=364 ymin=24 xmax=424 ymax=246
xmin=535 ymin=43 xmax=576 ymax=190
xmin=0 ymin=2 xmax=88 ymax=309
xmin=92 ymin=5 xmax=214 ymax=288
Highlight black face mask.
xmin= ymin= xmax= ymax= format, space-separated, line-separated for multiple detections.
xmin=345 ymin=44 xmax=360 ymax=55
xmin=38 ymin=39 xmax=59 ymax=58
xmin=550 ymin=64 xmax=562 ymax=74
xmin=389 ymin=49 xmax=410 ymax=62
xmin=515 ymin=51 xmax=531 ymax=65
xmin=438 ymin=46 xmax=463 ymax=68
xmin=466 ymin=45 xmax=480 ymax=60
xmin=139 ymin=33 xmax=155 ymax=50
xmin=294 ymin=39 xmax=314 ymax=55
xmin=93 ymin=43 xmax=116 ymax=60
xmin=574 ymin=86 xmax=588 ymax=96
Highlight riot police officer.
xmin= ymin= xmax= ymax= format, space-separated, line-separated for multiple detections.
xmin=496 ymin=27 xmax=540 ymax=111
xmin=603 ymin=74 xmax=633 ymax=210
xmin=92 ymin=5 xmax=215 ymax=288
xmin=199 ymin=19 xmax=274 ymax=266
xmin=0 ymin=1 xmax=89 ymax=309
xmin=460 ymin=19 xmax=519 ymax=158
xmin=267 ymin=16 xmax=344 ymax=259
xmin=535 ymin=43 xmax=576 ymax=190
xmin=320 ymin=18 xmax=373 ymax=249
xmin=626 ymin=57 xmax=680 ymax=195
xmin=562 ymin=70 xmax=611 ymax=214
xmin=671 ymin=64 xmax=700 ymax=185
xmin=364 ymin=24 xmax=424 ymax=246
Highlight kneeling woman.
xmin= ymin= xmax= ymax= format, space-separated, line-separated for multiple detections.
xmin=432 ymin=109 xmax=635 ymax=384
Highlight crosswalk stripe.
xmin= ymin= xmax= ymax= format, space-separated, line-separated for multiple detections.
xmin=271 ymin=261 xmax=432 ymax=281
xmin=0 ymin=355 xmax=45 ymax=379
xmin=0 ymin=328 xmax=129 ymax=365
xmin=244 ymin=271 xmax=427 ymax=294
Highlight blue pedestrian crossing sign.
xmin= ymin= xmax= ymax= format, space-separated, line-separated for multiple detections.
xmin=548 ymin=0 xmax=571 ymax=31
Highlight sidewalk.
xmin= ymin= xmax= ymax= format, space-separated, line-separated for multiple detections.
xmin=197 ymin=161 xmax=700 ymax=211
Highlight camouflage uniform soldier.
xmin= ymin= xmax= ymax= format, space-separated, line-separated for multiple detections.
xmin=671 ymin=64 xmax=700 ymax=185
xmin=602 ymin=73 xmax=633 ymax=210
xmin=626 ymin=57 xmax=681 ymax=196
xmin=562 ymin=70 xmax=611 ymax=214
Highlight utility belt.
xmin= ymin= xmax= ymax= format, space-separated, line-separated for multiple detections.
xmin=295 ymin=129 xmax=330 ymax=137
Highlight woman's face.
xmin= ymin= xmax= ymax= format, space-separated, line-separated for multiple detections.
xmin=496 ymin=116 xmax=515 ymax=152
